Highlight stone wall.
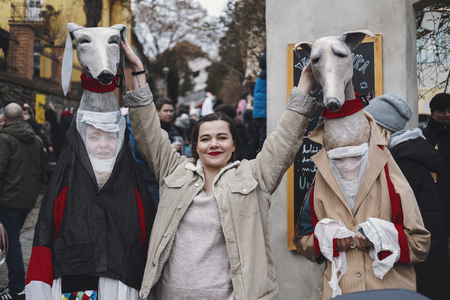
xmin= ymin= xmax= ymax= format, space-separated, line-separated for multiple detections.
xmin=0 ymin=71 xmax=81 ymax=120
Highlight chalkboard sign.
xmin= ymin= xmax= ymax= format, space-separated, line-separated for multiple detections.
xmin=286 ymin=35 xmax=383 ymax=250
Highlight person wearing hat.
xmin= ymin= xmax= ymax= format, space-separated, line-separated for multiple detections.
xmin=365 ymin=93 xmax=450 ymax=300
xmin=422 ymin=93 xmax=450 ymax=253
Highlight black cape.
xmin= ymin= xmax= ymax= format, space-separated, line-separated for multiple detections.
xmin=27 ymin=117 xmax=156 ymax=290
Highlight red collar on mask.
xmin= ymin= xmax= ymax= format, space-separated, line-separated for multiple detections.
xmin=321 ymin=93 xmax=364 ymax=119
xmin=81 ymin=72 xmax=118 ymax=93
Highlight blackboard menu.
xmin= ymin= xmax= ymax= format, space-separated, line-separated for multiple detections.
xmin=286 ymin=35 xmax=383 ymax=249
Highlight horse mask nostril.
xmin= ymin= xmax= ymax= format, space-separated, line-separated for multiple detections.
xmin=327 ymin=97 xmax=341 ymax=112
xmin=97 ymin=70 xmax=115 ymax=84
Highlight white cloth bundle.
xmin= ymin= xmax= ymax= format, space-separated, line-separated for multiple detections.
xmin=314 ymin=218 xmax=355 ymax=298
xmin=356 ymin=218 xmax=400 ymax=279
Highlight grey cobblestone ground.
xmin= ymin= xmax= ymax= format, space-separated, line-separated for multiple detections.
xmin=0 ymin=194 xmax=42 ymax=288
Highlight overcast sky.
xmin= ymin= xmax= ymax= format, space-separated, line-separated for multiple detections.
xmin=196 ymin=0 xmax=227 ymax=17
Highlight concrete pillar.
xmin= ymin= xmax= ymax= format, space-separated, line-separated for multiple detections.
xmin=8 ymin=23 xmax=35 ymax=80
xmin=265 ymin=0 xmax=439 ymax=299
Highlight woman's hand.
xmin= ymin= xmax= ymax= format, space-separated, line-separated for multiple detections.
xmin=120 ymin=39 xmax=144 ymax=72
xmin=297 ymin=61 xmax=314 ymax=95
xmin=355 ymin=231 xmax=372 ymax=251
xmin=121 ymin=39 xmax=146 ymax=90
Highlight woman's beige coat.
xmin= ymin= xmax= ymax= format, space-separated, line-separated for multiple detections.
xmin=124 ymin=85 xmax=316 ymax=300
xmin=294 ymin=112 xmax=431 ymax=300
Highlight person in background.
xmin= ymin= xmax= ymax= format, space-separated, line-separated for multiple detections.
xmin=422 ymin=93 xmax=450 ymax=255
xmin=365 ymin=93 xmax=450 ymax=300
xmin=212 ymin=98 xmax=224 ymax=111
xmin=43 ymin=108 xmax=57 ymax=179
xmin=156 ymin=98 xmax=183 ymax=153
xmin=242 ymin=109 xmax=257 ymax=159
xmin=53 ymin=109 xmax=74 ymax=161
xmin=189 ymin=108 xmax=200 ymax=120
xmin=253 ymin=53 xmax=267 ymax=152
xmin=0 ymin=103 xmax=46 ymax=300
xmin=200 ymin=92 xmax=215 ymax=116
xmin=236 ymin=92 xmax=247 ymax=118
xmin=0 ymin=108 xmax=4 ymax=130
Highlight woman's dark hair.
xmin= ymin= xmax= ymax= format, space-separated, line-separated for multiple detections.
xmin=191 ymin=112 xmax=244 ymax=163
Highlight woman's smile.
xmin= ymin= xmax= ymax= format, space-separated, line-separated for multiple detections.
xmin=208 ymin=151 xmax=222 ymax=156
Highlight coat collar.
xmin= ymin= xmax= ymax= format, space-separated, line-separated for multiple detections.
xmin=311 ymin=111 xmax=390 ymax=215
xmin=184 ymin=159 xmax=241 ymax=182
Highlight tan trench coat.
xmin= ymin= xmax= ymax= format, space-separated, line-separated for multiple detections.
xmin=294 ymin=111 xmax=431 ymax=299
xmin=124 ymin=85 xmax=316 ymax=300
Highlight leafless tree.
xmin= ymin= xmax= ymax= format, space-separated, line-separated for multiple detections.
xmin=417 ymin=2 xmax=450 ymax=99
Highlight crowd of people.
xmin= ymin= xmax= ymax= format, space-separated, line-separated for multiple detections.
xmin=1 ymin=43 xmax=450 ymax=300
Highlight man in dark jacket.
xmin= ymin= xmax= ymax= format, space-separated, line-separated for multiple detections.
xmin=0 ymin=103 xmax=46 ymax=300
xmin=365 ymin=93 xmax=450 ymax=300
xmin=422 ymin=93 xmax=450 ymax=256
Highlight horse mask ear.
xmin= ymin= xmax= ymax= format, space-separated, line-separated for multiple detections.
xmin=110 ymin=24 xmax=127 ymax=91
xmin=62 ymin=23 xmax=83 ymax=96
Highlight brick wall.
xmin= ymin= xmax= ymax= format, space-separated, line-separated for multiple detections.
xmin=8 ymin=23 xmax=35 ymax=81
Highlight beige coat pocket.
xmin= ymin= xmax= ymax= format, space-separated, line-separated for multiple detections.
xmin=161 ymin=174 xmax=189 ymax=207
xmin=227 ymin=178 xmax=259 ymax=216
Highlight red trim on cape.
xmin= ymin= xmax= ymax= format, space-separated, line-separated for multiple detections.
xmin=321 ymin=93 xmax=364 ymax=119
xmin=135 ymin=188 xmax=148 ymax=252
xmin=379 ymin=146 xmax=410 ymax=263
xmin=54 ymin=186 xmax=68 ymax=239
xmin=26 ymin=246 xmax=53 ymax=286
xmin=81 ymin=72 xmax=118 ymax=93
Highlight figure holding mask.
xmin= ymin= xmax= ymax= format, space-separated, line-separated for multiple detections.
xmin=26 ymin=109 xmax=156 ymax=300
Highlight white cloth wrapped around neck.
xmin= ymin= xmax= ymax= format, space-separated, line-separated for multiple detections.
xmin=356 ymin=218 xmax=400 ymax=279
xmin=326 ymin=143 xmax=369 ymax=212
xmin=314 ymin=218 xmax=355 ymax=298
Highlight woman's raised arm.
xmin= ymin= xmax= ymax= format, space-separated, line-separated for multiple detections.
xmin=250 ymin=62 xmax=317 ymax=195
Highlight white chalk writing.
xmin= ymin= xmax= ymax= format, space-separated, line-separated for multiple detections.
xmin=352 ymin=53 xmax=370 ymax=74
xmin=295 ymin=57 xmax=310 ymax=70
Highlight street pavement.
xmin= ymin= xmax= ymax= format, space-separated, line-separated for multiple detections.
xmin=0 ymin=194 xmax=42 ymax=288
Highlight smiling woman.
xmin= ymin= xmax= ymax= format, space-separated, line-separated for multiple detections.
xmin=122 ymin=40 xmax=317 ymax=300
